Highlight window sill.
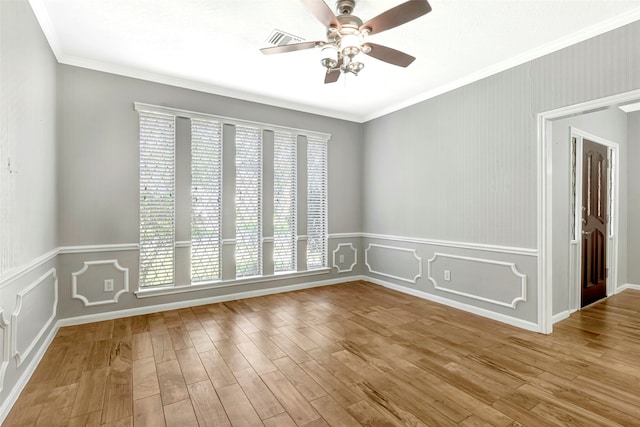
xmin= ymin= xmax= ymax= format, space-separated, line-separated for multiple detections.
xmin=135 ymin=268 xmax=331 ymax=299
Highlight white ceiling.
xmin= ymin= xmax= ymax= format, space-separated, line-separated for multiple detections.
xmin=30 ymin=0 xmax=640 ymax=122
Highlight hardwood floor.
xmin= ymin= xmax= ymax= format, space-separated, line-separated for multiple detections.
xmin=4 ymin=280 xmax=640 ymax=426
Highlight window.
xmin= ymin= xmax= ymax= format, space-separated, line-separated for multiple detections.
xmin=307 ymin=135 xmax=328 ymax=269
xmin=235 ymin=126 xmax=263 ymax=278
xmin=136 ymin=103 xmax=329 ymax=290
xmin=138 ymin=110 xmax=176 ymax=287
xmin=191 ymin=119 xmax=222 ymax=282
xmin=273 ymin=132 xmax=297 ymax=273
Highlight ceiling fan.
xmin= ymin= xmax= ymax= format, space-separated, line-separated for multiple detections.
xmin=260 ymin=0 xmax=432 ymax=84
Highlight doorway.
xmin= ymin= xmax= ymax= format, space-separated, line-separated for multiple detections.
xmin=538 ymin=89 xmax=636 ymax=334
xmin=570 ymin=130 xmax=618 ymax=309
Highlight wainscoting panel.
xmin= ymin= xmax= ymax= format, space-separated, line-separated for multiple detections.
xmin=362 ymin=234 xmax=538 ymax=326
xmin=365 ymin=244 xmax=422 ymax=283
xmin=72 ymin=260 xmax=129 ymax=306
xmin=0 ymin=310 xmax=8 ymax=393
xmin=57 ymin=237 xmax=362 ymax=319
xmin=10 ymin=268 xmax=58 ymax=366
xmin=332 ymin=243 xmax=357 ymax=273
xmin=428 ymin=253 xmax=527 ymax=309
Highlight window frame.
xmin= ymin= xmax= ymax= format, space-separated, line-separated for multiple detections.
xmin=134 ymin=102 xmax=331 ymax=295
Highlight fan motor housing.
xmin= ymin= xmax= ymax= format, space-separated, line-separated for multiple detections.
xmin=327 ymin=13 xmax=363 ymax=40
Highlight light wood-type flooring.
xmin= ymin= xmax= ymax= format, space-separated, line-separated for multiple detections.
xmin=4 ymin=280 xmax=640 ymax=426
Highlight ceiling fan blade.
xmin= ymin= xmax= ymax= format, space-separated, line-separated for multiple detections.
xmin=363 ymin=43 xmax=415 ymax=67
xmin=260 ymin=41 xmax=323 ymax=55
xmin=360 ymin=0 xmax=432 ymax=35
xmin=324 ymin=68 xmax=341 ymax=84
xmin=300 ymin=0 xmax=340 ymax=29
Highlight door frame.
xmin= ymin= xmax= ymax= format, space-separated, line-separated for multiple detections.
xmin=537 ymin=88 xmax=640 ymax=334
xmin=569 ymin=128 xmax=619 ymax=311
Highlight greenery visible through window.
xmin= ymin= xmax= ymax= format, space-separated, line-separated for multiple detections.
xmin=191 ymin=119 xmax=223 ymax=282
xmin=235 ymin=126 xmax=263 ymax=278
xmin=307 ymin=135 xmax=328 ymax=269
xmin=138 ymin=110 xmax=176 ymax=287
xmin=274 ymin=132 xmax=297 ymax=273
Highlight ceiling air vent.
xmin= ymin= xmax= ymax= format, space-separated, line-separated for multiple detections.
xmin=265 ymin=29 xmax=304 ymax=47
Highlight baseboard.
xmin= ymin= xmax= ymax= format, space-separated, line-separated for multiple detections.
xmin=68 ymin=274 xmax=543 ymax=333
xmin=615 ymin=283 xmax=640 ymax=294
xmin=365 ymin=276 xmax=542 ymax=333
xmin=552 ymin=310 xmax=571 ymax=324
xmin=0 ymin=321 xmax=59 ymax=425
xmin=58 ymin=275 xmax=362 ymax=327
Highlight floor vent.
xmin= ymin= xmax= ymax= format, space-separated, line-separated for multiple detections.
xmin=265 ymin=29 xmax=304 ymax=47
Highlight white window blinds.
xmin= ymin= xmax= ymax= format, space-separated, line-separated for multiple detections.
xmin=139 ymin=111 xmax=176 ymax=287
xmin=191 ymin=119 xmax=222 ymax=282
xmin=136 ymin=102 xmax=331 ymax=290
xmin=306 ymin=135 xmax=328 ymax=269
xmin=235 ymin=126 xmax=263 ymax=278
xmin=273 ymin=132 xmax=297 ymax=273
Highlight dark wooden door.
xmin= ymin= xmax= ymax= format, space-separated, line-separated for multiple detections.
xmin=581 ymin=139 xmax=608 ymax=307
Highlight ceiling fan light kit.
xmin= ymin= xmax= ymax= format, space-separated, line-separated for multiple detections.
xmin=320 ymin=45 xmax=339 ymax=69
xmin=261 ymin=0 xmax=432 ymax=84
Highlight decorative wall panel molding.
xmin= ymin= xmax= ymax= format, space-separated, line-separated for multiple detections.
xmin=427 ymin=253 xmax=526 ymax=309
xmin=332 ymin=243 xmax=357 ymax=273
xmin=72 ymin=260 xmax=129 ymax=306
xmin=0 ymin=309 xmax=8 ymax=392
xmin=10 ymin=268 xmax=58 ymax=366
xmin=365 ymin=244 xmax=422 ymax=284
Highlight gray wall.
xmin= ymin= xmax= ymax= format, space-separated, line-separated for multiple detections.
xmin=628 ymin=111 xmax=640 ymax=284
xmin=361 ymin=21 xmax=640 ymax=325
xmin=364 ymin=21 xmax=640 ymax=247
xmin=0 ymin=0 xmax=58 ymax=272
xmin=360 ymin=65 xmax=541 ymax=323
xmin=364 ymin=64 xmax=535 ymax=247
xmin=57 ymin=66 xmax=363 ymax=245
xmin=551 ymin=108 xmax=628 ymax=315
xmin=55 ymin=65 xmax=365 ymax=318
xmin=0 ymin=0 xmax=58 ymax=413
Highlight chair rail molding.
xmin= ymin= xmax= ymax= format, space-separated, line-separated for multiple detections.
xmin=72 ymin=260 xmax=129 ymax=306
xmin=10 ymin=268 xmax=58 ymax=366
xmin=427 ymin=253 xmax=527 ymax=309
xmin=0 ymin=248 xmax=58 ymax=290
xmin=332 ymin=243 xmax=357 ymax=273
xmin=362 ymin=233 xmax=537 ymax=256
xmin=0 ymin=309 xmax=8 ymax=392
xmin=365 ymin=244 xmax=422 ymax=284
